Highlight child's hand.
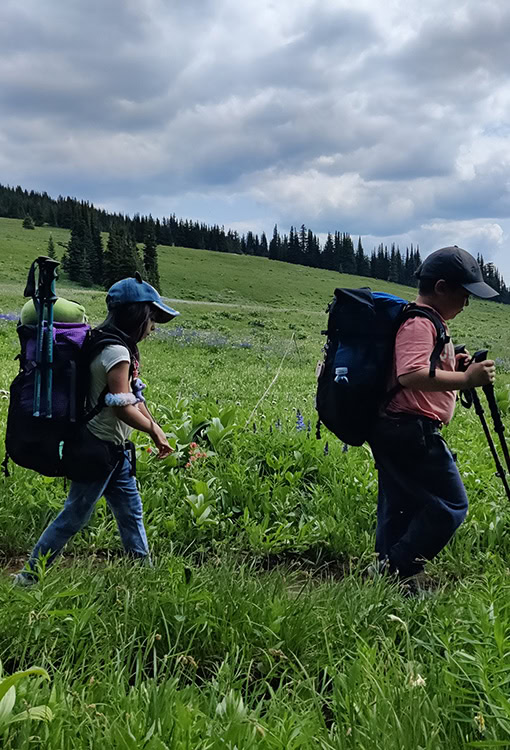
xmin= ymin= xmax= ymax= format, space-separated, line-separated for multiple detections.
xmin=150 ymin=424 xmax=173 ymax=459
xmin=465 ymin=360 xmax=496 ymax=388
xmin=455 ymin=351 xmax=471 ymax=371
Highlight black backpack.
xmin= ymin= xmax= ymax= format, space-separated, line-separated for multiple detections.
xmin=315 ymin=288 xmax=449 ymax=446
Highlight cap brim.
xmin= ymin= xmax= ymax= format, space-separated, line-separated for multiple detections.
xmin=151 ymin=300 xmax=180 ymax=323
xmin=462 ymin=281 xmax=499 ymax=299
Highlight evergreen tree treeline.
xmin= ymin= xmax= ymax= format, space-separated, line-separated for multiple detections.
xmin=3 ymin=183 xmax=509 ymax=301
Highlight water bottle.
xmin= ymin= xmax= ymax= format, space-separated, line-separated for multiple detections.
xmin=334 ymin=367 xmax=349 ymax=384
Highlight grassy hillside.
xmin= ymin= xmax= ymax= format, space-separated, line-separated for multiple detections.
xmin=1 ymin=216 xmax=510 ymax=364
xmin=3 ymin=217 xmax=510 ymax=747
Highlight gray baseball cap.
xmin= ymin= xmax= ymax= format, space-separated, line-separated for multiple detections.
xmin=415 ymin=246 xmax=498 ymax=299
xmin=106 ymin=273 xmax=179 ymax=323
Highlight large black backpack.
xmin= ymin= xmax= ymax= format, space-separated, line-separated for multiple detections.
xmin=315 ymin=288 xmax=449 ymax=446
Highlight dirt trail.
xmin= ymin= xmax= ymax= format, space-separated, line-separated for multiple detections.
xmin=0 ymin=281 xmax=322 ymax=316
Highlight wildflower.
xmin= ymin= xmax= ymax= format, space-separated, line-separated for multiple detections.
xmin=408 ymin=673 xmax=426 ymax=688
xmin=177 ymin=654 xmax=198 ymax=669
xmin=342 ymin=443 xmax=349 ymax=453
xmin=185 ymin=462 xmax=191 ymax=468
xmin=190 ymin=442 xmax=198 ymax=449
xmin=387 ymin=614 xmax=407 ymax=626
xmin=146 ymin=447 xmax=152 ymax=454
xmin=190 ymin=455 xmax=197 ymax=462
xmin=268 ymin=648 xmax=288 ymax=661
xmin=296 ymin=410 xmax=305 ymax=431
xmin=275 ymin=418 xmax=282 ymax=431
xmin=474 ymin=712 xmax=485 ymax=733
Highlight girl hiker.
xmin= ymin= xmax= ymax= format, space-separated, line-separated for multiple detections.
xmin=369 ymin=246 xmax=497 ymax=589
xmin=14 ymin=275 xmax=178 ymax=584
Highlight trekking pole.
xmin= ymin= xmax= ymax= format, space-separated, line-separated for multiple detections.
xmin=474 ymin=352 xmax=510 ymax=476
xmin=458 ymin=348 xmax=510 ymax=502
xmin=31 ymin=256 xmax=60 ymax=418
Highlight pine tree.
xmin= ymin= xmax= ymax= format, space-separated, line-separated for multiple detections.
xmin=259 ymin=232 xmax=268 ymax=257
xmin=269 ymin=225 xmax=280 ymax=260
xmin=65 ymin=219 xmax=87 ymax=283
xmin=388 ymin=244 xmax=399 ymax=282
xmin=103 ymin=225 xmax=124 ymax=288
xmin=307 ymin=229 xmax=321 ymax=267
xmin=298 ymin=224 xmax=307 ymax=264
xmin=123 ymin=229 xmax=143 ymax=279
xmin=90 ymin=216 xmax=104 ymax=285
xmin=355 ymin=237 xmax=369 ymax=276
xmin=339 ymin=234 xmax=356 ymax=274
xmin=143 ymin=220 xmax=161 ymax=291
xmin=245 ymin=231 xmax=255 ymax=255
xmin=47 ymin=234 xmax=57 ymax=259
xmin=322 ymin=233 xmax=335 ymax=270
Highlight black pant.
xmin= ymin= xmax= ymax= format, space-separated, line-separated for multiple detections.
xmin=369 ymin=414 xmax=468 ymax=578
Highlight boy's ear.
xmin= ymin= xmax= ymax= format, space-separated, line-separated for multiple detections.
xmin=434 ymin=279 xmax=448 ymax=295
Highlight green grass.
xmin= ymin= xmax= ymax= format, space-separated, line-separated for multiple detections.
xmin=2 ymin=216 xmax=510 ymax=747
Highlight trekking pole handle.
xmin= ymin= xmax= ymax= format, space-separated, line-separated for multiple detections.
xmin=473 ymin=349 xmax=489 ymax=364
xmin=455 ymin=346 xmax=473 ymax=407
xmin=456 ymin=344 xmax=467 ymax=372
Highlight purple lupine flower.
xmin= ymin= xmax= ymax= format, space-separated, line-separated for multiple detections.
xmin=342 ymin=443 xmax=349 ymax=453
xmin=296 ymin=410 xmax=305 ymax=431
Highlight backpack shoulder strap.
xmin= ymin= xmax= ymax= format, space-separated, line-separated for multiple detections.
xmin=399 ymin=304 xmax=450 ymax=377
xmin=81 ymin=331 xmax=136 ymax=423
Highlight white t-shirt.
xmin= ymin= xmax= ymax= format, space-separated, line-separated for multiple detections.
xmin=87 ymin=344 xmax=133 ymax=445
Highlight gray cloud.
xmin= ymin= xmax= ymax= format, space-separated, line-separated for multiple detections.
xmin=1 ymin=0 xmax=510 ymax=275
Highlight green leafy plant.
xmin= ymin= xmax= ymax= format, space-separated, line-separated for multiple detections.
xmin=0 ymin=663 xmax=53 ymax=733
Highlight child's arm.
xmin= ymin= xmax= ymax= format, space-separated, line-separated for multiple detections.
xmin=399 ymin=360 xmax=495 ymax=392
xmin=107 ymin=362 xmax=172 ymax=458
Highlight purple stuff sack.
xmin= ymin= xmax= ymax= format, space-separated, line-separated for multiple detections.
xmin=5 ymin=322 xmax=92 ymax=476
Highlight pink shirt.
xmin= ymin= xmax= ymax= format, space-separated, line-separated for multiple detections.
xmin=386 ymin=311 xmax=457 ymax=424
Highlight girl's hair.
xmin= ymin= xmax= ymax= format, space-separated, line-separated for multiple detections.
xmin=99 ymin=302 xmax=154 ymax=343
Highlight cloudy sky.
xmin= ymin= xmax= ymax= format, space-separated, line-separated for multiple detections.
xmin=2 ymin=0 xmax=510 ymax=276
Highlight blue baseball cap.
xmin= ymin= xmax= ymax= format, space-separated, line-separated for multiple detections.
xmin=106 ymin=273 xmax=179 ymax=323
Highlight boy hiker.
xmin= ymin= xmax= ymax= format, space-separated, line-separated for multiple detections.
xmin=369 ymin=245 xmax=497 ymax=586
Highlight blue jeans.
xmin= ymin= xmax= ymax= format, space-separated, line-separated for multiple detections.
xmin=369 ymin=414 xmax=468 ymax=578
xmin=27 ymin=449 xmax=149 ymax=572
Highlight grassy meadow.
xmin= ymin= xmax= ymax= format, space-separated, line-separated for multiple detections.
xmin=2 ymin=217 xmax=510 ymax=747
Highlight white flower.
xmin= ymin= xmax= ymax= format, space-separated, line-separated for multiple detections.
xmin=388 ymin=614 xmax=406 ymax=626
xmin=408 ymin=673 xmax=426 ymax=688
